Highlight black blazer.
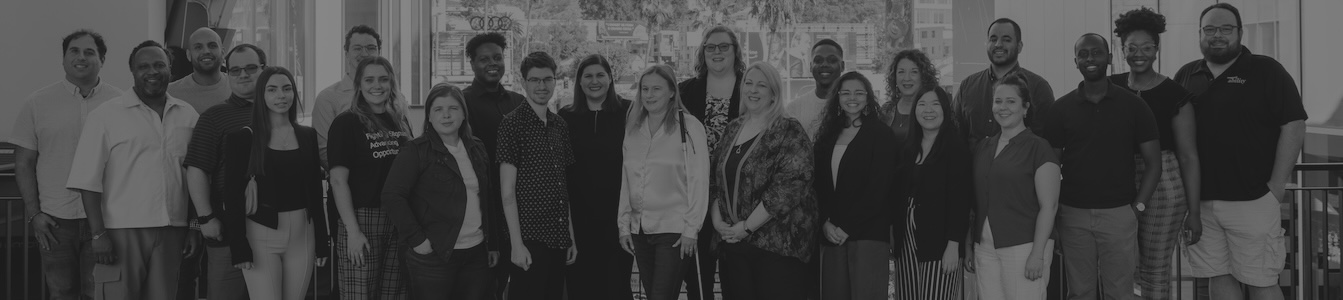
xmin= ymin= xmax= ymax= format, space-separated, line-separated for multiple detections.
xmin=896 ymin=133 xmax=973 ymax=261
xmin=222 ymin=126 xmax=329 ymax=265
xmin=678 ymin=73 xmax=742 ymax=123
xmin=381 ymin=133 xmax=504 ymax=260
xmin=813 ymin=115 xmax=900 ymax=243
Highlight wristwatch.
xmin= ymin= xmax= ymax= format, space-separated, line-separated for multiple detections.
xmin=1134 ymin=203 xmax=1147 ymax=212
xmin=196 ymin=214 xmax=216 ymax=224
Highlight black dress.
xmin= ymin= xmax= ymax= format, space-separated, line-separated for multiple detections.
xmin=557 ymin=99 xmax=633 ymax=300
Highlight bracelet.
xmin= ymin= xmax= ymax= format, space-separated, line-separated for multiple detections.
xmin=92 ymin=230 xmax=108 ymax=240
xmin=27 ymin=212 xmax=46 ymax=223
xmin=744 ymin=227 xmax=754 ymax=236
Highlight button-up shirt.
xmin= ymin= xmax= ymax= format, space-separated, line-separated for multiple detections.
xmin=9 ymin=79 xmax=124 ymax=219
xmin=313 ymin=76 xmax=356 ymax=163
xmin=617 ymin=115 xmax=710 ymax=238
xmin=67 ymin=93 xmax=199 ymax=229
xmin=955 ymin=66 xmax=1056 ymax=144
xmin=496 ymin=103 xmax=575 ymax=249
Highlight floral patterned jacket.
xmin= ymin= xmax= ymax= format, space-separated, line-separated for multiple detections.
xmin=711 ymin=116 xmax=819 ymax=262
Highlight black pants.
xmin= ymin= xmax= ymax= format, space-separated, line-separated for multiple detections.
xmin=406 ymin=244 xmax=491 ymax=300
xmin=719 ymin=243 xmax=808 ymax=300
xmin=682 ymin=222 xmax=717 ymax=300
xmin=567 ymin=216 xmax=633 ymax=300
xmin=508 ymin=241 xmax=567 ymax=300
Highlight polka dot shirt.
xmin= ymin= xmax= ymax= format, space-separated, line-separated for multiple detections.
xmin=496 ymin=103 xmax=576 ymax=249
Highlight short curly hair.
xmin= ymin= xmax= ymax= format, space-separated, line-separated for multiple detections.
xmin=466 ymin=32 xmax=508 ymax=60
xmin=885 ymin=49 xmax=939 ymax=102
xmin=1114 ymin=7 xmax=1168 ymax=45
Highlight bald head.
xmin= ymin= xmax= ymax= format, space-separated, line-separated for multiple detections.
xmin=187 ymin=27 xmax=223 ymax=74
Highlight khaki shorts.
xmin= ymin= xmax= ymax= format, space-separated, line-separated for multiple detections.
xmin=1186 ymin=191 xmax=1287 ymax=287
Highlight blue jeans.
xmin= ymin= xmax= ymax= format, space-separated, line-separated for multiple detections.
xmin=39 ymin=217 xmax=94 ymax=300
xmin=405 ymin=243 xmax=491 ymax=300
xmin=633 ymin=233 xmax=686 ymax=300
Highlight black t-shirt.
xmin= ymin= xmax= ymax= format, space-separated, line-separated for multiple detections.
xmin=327 ymin=112 xmax=410 ymax=208
xmin=1173 ymin=46 xmax=1308 ymax=201
xmin=1111 ymin=74 xmax=1192 ymax=151
xmin=1041 ymin=82 xmax=1159 ymax=209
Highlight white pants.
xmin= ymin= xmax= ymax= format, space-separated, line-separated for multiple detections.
xmin=976 ymin=219 xmax=1054 ymax=300
xmin=242 ymin=210 xmax=316 ymax=300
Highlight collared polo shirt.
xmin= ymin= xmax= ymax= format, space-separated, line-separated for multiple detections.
xmin=617 ymin=116 xmax=710 ymax=238
xmin=955 ymin=66 xmax=1056 ymax=144
xmin=313 ymin=76 xmax=356 ymax=163
xmin=66 ymin=93 xmax=199 ymax=229
xmin=973 ymin=129 xmax=1059 ymax=248
xmin=463 ymin=78 xmax=526 ymax=157
xmin=168 ymin=73 xmax=231 ymax=114
xmin=1041 ymin=82 xmax=1159 ymax=209
xmin=1173 ymin=46 xmax=1307 ymax=201
xmin=496 ymin=103 xmax=575 ymax=249
xmin=184 ymin=94 xmax=253 ymax=211
xmin=8 ymin=79 xmax=123 ymax=219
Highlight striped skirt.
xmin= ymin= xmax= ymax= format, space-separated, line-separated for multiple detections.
xmin=891 ymin=199 xmax=962 ymax=299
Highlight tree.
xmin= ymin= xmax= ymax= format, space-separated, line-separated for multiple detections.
xmin=580 ymin=0 xmax=641 ymax=21
xmin=796 ymin=0 xmax=883 ymax=23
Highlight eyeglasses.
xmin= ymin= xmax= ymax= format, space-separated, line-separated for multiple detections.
xmin=525 ymin=77 xmax=556 ymax=85
xmin=1201 ymin=25 xmax=1240 ymax=36
xmin=702 ymin=43 xmax=734 ymax=53
xmin=228 ymin=64 xmax=264 ymax=76
xmin=1076 ymin=49 xmax=1108 ymax=60
xmin=1124 ymin=44 xmax=1158 ymax=55
xmin=349 ymin=45 xmax=379 ymax=54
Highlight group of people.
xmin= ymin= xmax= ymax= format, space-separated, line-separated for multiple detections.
xmin=12 ymin=2 xmax=1303 ymax=300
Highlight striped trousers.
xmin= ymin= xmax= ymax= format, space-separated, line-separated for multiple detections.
xmin=892 ymin=199 xmax=962 ymax=299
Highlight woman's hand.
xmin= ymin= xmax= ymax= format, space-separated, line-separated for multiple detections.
xmin=315 ymin=258 xmax=328 ymax=267
xmin=234 ymin=262 xmax=253 ymax=270
xmin=511 ymin=244 xmax=532 ymax=270
xmin=1024 ymin=250 xmax=1045 ymax=281
xmin=619 ymin=235 xmax=635 ymax=255
xmin=940 ymin=244 xmax=960 ymax=274
xmin=823 ymin=221 xmax=841 ymax=244
xmin=673 ymin=236 xmax=697 ymax=258
xmin=346 ymin=231 xmax=370 ymax=267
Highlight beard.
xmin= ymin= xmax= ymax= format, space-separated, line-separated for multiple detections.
xmin=1201 ymin=42 xmax=1242 ymax=64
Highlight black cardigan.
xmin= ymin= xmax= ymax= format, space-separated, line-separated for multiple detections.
xmin=813 ymin=115 xmax=900 ymax=244
xmin=222 ymin=126 xmax=330 ymax=264
xmin=895 ymin=133 xmax=973 ymax=261
xmin=678 ymin=73 xmax=742 ymax=123
xmin=380 ymin=134 xmax=504 ymax=260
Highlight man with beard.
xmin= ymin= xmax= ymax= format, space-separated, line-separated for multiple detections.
xmin=169 ymin=28 xmax=231 ymax=114
xmin=67 ymin=40 xmax=200 ymax=300
xmin=1173 ymin=4 xmax=1305 ymax=300
xmin=11 ymin=29 xmax=124 ymax=300
xmin=1042 ymin=33 xmax=1161 ymax=300
xmin=461 ymin=31 xmax=524 ymax=300
xmin=955 ymin=18 xmax=1055 ymax=145
xmin=181 ymin=44 xmax=269 ymax=300
xmin=786 ymin=39 xmax=844 ymax=138
xmin=315 ymin=25 xmax=382 ymax=164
